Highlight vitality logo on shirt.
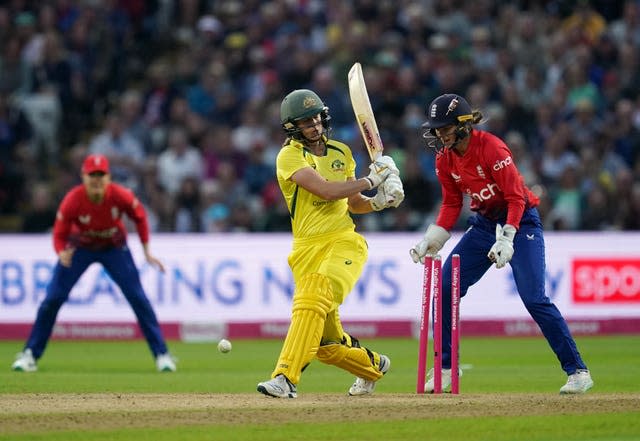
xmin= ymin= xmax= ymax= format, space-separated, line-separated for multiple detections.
xmin=79 ymin=215 xmax=91 ymax=224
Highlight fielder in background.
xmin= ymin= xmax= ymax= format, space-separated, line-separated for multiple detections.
xmin=11 ymin=154 xmax=176 ymax=373
xmin=410 ymin=94 xmax=593 ymax=394
xmin=257 ymin=89 xmax=404 ymax=398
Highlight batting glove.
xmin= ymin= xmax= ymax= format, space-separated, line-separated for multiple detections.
xmin=487 ymin=224 xmax=516 ymax=269
xmin=370 ymin=175 xmax=405 ymax=210
xmin=369 ymin=190 xmax=387 ymax=211
xmin=372 ymin=155 xmax=400 ymax=175
xmin=364 ymin=162 xmax=391 ymax=189
xmin=382 ymin=174 xmax=404 ymax=208
xmin=409 ymin=224 xmax=451 ymax=263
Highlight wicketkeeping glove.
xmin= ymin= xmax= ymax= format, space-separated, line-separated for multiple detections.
xmin=487 ymin=224 xmax=516 ymax=269
xmin=409 ymin=224 xmax=451 ymax=263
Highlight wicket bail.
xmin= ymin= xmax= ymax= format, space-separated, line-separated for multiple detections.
xmin=416 ymin=254 xmax=461 ymax=394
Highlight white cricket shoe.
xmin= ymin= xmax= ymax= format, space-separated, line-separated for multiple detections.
xmin=348 ymin=354 xmax=391 ymax=396
xmin=156 ymin=353 xmax=177 ymax=372
xmin=560 ymin=369 xmax=593 ymax=394
xmin=12 ymin=348 xmax=37 ymax=372
xmin=424 ymin=367 xmax=463 ymax=393
xmin=257 ymin=374 xmax=297 ymax=398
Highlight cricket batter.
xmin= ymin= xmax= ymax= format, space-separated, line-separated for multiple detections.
xmin=11 ymin=154 xmax=176 ymax=373
xmin=410 ymin=94 xmax=593 ymax=394
xmin=257 ymin=89 xmax=404 ymax=398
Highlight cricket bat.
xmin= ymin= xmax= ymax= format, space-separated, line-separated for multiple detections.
xmin=348 ymin=62 xmax=384 ymax=162
xmin=348 ymin=62 xmax=396 ymax=203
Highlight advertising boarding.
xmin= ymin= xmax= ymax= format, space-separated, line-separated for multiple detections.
xmin=1 ymin=233 xmax=639 ymax=340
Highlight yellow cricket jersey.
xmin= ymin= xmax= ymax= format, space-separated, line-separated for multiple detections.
xmin=276 ymin=138 xmax=357 ymax=239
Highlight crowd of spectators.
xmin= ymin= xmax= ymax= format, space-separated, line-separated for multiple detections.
xmin=1 ymin=0 xmax=639 ymax=234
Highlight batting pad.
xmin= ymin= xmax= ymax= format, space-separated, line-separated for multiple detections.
xmin=316 ymin=343 xmax=384 ymax=381
xmin=272 ymin=273 xmax=333 ymax=384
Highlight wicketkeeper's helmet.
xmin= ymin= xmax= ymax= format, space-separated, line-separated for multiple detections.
xmin=422 ymin=93 xmax=474 ymax=152
xmin=280 ymin=89 xmax=331 ymax=139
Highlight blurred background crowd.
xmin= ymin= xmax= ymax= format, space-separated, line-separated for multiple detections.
xmin=1 ymin=0 xmax=639 ymax=234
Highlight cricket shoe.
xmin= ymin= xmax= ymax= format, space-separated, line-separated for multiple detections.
xmin=156 ymin=353 xmax=177 ymax=372
xmin=560 ymin=369 xmax=593 ymax=394
xmin=348 ymin=354 xmax=391 ymax=396
xmin=424 ymin=367 xmax=463 ymax=393
xmin=257 ymin=374 xmax=297 ymax=398
xmin=12 ymin=348 xmax=37 ymax=372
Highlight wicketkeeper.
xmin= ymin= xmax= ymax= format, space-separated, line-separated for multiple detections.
xmin=410 ymin=94 xmax=593 ymax=394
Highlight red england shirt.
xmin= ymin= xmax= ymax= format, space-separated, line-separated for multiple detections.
xmin=435 ymin=129 xmax=539 ymax=230
xmin=53 ymin=183 xmax=150 ymax=253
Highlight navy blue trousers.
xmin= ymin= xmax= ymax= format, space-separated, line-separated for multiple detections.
xmin=25 ymin=246 xmax=168 ymax=359
xmin=439 ymin=208 xmax=587 ymax=375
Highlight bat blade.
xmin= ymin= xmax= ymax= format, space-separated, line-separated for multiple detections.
xmin=348 ymin=62 xmax=383 ymax=162
xmin=349 ymin=62 xmax=396 ymax=204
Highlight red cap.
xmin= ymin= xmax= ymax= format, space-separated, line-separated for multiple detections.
xmin=82 ymin=154 xmax=110 ymax=174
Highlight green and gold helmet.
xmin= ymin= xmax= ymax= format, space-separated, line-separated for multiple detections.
xmin=280 ymin=89 xmax=331 ymax=139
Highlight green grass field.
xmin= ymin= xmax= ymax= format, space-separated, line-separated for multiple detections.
xmin=1 ymin=335 xmax=639 ymax=440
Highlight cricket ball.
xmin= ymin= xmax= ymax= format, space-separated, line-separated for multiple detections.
xmin=217 ymin=338 xmax=232 ymax=353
